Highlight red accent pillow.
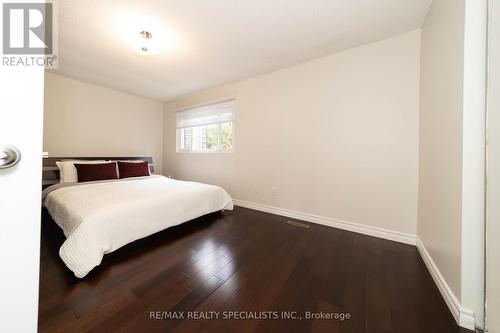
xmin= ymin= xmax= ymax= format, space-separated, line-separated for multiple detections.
xmin=74 ymin=162 xmax=118 ymax=182
xmin=117 ymin=161 xmax=150 ymax=179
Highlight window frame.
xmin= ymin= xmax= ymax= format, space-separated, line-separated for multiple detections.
xmin=175 ymin=98 xmax=235 ymax=154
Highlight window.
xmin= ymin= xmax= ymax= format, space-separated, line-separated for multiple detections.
xmin=176 ymin=98 xmax=234 ymax=152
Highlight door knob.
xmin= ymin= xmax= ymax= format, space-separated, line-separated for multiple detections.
xmin=0 ymin=145 xmax=21 ymax=169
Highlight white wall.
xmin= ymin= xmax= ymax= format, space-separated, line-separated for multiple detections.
xmin=44 ymin=73 xmax=164 ymax=173
xmin=418 ymin=0 xmax=465 ymax=304
xmin=418 ymin=0 xmax=486 ymax=329
xmin=486 ymin=0 xmax=500 ymax=331
xmin=461 ymin=0 xmax=486 ymax=327
xmin=164 ymin=30 xmax=421 ymax=236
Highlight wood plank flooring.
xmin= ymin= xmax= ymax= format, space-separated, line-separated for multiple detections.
xmin=38 ymin=207 xmax=472 ymax=333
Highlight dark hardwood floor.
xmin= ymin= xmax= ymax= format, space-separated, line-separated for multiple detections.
xmin=38 ymin=207 xmax=471 ymax=333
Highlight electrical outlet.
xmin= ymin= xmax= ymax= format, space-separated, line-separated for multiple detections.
xmin=271 ymin=186 xmax=276 ymax=196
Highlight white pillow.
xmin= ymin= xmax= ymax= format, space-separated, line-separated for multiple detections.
xmin=56 ymin=160 xmax=108 ymax=183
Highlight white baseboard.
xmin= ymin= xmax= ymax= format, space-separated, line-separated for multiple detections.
xmin=416 ymin=239 xmax=476 ymax=330
xmin=232 ymin=199 xmax=416 ymax=245
xmin=459 ymin=308 xmax=475 ymax=331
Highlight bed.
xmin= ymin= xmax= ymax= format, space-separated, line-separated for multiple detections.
xmin=42 ymin=157 xmax=233 ymax=278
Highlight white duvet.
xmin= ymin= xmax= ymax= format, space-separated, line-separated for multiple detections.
xmin=43 ymin=175 xmax=233 ymax=278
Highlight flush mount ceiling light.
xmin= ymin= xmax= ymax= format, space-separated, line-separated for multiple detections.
xmin=135 ymin=30 xmax=158 ymax=55
xmin=111 ymin=10 xmax=181 ymax=56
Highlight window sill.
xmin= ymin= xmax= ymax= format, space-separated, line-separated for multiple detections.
xmin=176 ymin=149 xmax=234 ymax=154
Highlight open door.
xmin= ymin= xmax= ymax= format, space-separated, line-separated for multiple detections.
xmin=0 ymin=2 xmax=45 ymax=331
xmin=0 ymin=65 xmax=44 ymax=332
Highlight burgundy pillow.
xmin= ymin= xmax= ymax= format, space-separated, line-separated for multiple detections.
xmin=117 ymin=161 xmax=150 ymax=179
xmin=74 ymin=162 xmax=118 ymax=182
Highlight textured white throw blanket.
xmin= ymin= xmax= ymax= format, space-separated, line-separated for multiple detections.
xmin=43 ymin=176 xmax=233 ymax=278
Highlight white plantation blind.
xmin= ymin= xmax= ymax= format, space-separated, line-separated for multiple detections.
xmin=176 ymin=98 xmax=235 ymax=128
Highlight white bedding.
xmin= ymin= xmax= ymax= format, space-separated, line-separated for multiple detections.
xmin=43 ymin=175 xmax=233 ymax=278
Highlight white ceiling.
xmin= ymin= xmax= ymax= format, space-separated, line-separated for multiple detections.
xmin=50 ymin=0 xmax=432 ymax=102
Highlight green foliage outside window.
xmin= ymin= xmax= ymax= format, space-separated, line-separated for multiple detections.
xmin=180 ymin=122 xmax=233 ymax=151
xmin=220 ymin=122 xmax=233 ymax=149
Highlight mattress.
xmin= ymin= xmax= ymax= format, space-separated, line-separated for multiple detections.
xmin=43 ymin=175 xmax=233 ymax=278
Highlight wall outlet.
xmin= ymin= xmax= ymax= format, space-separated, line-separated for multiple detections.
xmin=271 ymin=186 xmax=276 ymax=196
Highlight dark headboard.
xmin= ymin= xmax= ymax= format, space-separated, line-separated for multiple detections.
xmin=42 ymin=157 xmax=154 ymax=187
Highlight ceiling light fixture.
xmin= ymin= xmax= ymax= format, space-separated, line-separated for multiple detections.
xmin=137 ymin=30 xmax=154 ymax=55
xmin=111 ymin=10 xmax=181 ymax=56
